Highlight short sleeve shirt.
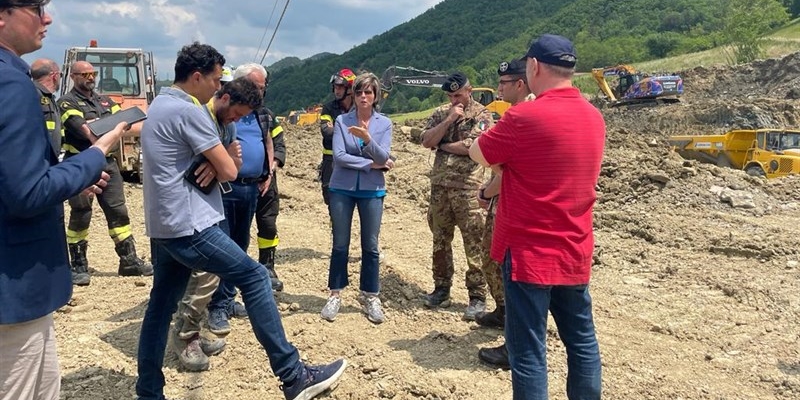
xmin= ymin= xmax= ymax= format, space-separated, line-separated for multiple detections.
xmin=141 ymin=87 xmax=224 ymax=238
xmin=479 ymin=87 xmax=605 ymax=285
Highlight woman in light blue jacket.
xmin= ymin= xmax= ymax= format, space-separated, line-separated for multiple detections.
xmin=321 ymin=72 xmax=394 ymax=324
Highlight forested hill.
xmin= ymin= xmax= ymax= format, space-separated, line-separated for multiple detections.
xmin=266 ymin=0 xmax=796 ymax=115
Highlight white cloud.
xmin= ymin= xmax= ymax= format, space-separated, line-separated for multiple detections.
xmin=26 ymin=0 xmax=443 ymax=80
xmin=90 ymin=2 xmax=142 ymax=18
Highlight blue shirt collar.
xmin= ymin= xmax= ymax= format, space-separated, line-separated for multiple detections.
xmin=0 ymin=47 xmax=31 ymax=77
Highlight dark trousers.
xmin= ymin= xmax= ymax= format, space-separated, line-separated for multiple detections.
xmin=255 ymin=174 xmax=280 ymax=249
xmin=319 ymin=155 xmax=333 ymax=207
xmin=208 ymin=182 xmax=259 ymax=314
xmin=66 ymin=156 xmax=131 ymax=242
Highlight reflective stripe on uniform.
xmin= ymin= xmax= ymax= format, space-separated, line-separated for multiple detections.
xmin=257 ymin=236 xmax=280 ymax=249
xmin=46 ymin=121 xmax=55 ymax=130
xmin=110 ymin=105 xmax=121 ymax=114
xmin=61 ymin=109 xmax=83 ymax=123
xmin=271 ymin=125 xmax=284 ymax=138
xmin=109 ymin=225 xmax=132 ymax=241
xmin=320 ymin=115 xmax=333 ymax=123
xmin=66 ymin=229 xmax=90 ymax=243
xmin=322 ymin=149 xmax=333 ymax=155
xmin=63 ymin=143 xmax=80 ymax=154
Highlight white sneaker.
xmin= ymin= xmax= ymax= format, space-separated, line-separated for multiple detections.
xmin=320 ymin=295 xmax=341 ymax=322
xmin=360 ymin=292 xmax=385 ymax=324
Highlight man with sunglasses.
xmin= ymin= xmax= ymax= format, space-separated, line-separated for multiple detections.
xmin=0 ymin=1 xmax=128 ymax=398
xmin=30 ymin=58 xmax=62 ymax=157
xmin=60 ymin=60 xmax=153 ymax=286
xmin=475 ymin=58 xmax=533 ymax=370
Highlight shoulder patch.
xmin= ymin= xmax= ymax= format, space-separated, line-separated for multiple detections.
xmin=477 ymin=119 xmax=490 ymax=131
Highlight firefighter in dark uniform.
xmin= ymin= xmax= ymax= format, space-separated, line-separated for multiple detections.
xmin=60 ymin=61 xmax=152 ymax=286
xmin=30 ymin=58 xmax=62 ymax=157
xmin=318 ymin=68 xmax=355 ymax=212
xmin=255 ymin=97 xmax=287 ymax=291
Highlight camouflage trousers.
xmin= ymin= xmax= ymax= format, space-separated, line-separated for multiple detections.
xmin=427 ymin=184 xmax=487 ymax=299
xmin=481 ymin=201 xmax=504 ymax=307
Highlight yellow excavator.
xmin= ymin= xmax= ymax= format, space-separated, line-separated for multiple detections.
xmin=592 ymin=64 xmax=683 ymax=106
xmin=380 ymin=66 xmax=510 ymax=119
xmin=668 ymin=129 xmax=800 ymax=178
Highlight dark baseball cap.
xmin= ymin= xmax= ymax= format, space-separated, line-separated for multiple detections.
xmin=0 ymin=0 xmax=49 ymax=6
xmin=521 ymin=34 xmax=577 ymax=68
xmin=442 ymin=72 xmax=469 ymax=93
xmin=497 ymin=59 xmax=526 ymax=76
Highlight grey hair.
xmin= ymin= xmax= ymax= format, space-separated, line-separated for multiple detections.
xmin=233 ymin=63 xmax=267 ymax=80
xmin=353 ymin=72 xmax=382 ymax=108
xmin=540 ymin=63 xmax=575 ymax=79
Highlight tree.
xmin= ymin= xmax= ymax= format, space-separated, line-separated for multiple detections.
xmin=720 ymin=0 xmax=790 ymax=64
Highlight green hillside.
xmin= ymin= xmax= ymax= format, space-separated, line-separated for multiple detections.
xmin=266 ymin=0 xmax=795 ymax=115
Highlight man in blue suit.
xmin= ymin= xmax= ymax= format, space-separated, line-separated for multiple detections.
xmin=0 ymin=1 xmax=127 ymax=398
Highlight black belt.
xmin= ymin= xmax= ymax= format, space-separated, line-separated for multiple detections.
xmin=232 ymin=177 xmax=261 ymax=185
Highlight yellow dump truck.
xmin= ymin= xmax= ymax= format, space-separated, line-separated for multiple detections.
xmin=668 ymin=129 xmax=800 ymax=178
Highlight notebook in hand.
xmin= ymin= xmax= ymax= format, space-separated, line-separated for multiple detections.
xmin=87 ymin=106 xmax=147 ymax=137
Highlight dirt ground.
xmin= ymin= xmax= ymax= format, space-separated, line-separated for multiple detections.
xmin=56 ymin=52 xmax=800 ymax=400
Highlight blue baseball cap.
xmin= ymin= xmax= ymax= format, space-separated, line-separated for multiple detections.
xmin=521 ymin=34 xmax=577 ymax=68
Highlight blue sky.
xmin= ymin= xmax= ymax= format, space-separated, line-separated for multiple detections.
xmin=25 ymin=0 xmax=443 ymax=79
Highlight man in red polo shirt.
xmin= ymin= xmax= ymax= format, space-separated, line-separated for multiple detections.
xmin=469 ymin=34 xmax=605 ymax=400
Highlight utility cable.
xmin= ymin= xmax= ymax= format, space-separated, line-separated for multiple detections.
xmin=253 ymin=0 xmax=281 ymax=62
xmin=259 ymin=0 xmax=291 ymax=65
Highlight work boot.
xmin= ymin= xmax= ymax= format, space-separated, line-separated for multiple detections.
xmin=423 ymin=286 xmax=451 ymax=308
xmin=463 ymin=297 xmax=487 ymax=321
xmin=475 ymin=305 xmax=505 ymax=329
xmin=176 ymin=333 xmax=210 ymax=372
xmin=478 ymin=344 xmax=510 ymax=370
xmin=260 ymin=247 xmax=283 ymax=292
xmin=68 ymin=240 xmax=91 ymax=286
xmin=115 ymin=236 xmax=154 ymax=277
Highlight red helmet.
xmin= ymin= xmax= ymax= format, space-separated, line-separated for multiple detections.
xmin=330 ymin=68 xmax=356 ymax=88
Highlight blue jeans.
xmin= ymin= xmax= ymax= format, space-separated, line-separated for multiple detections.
xmin=503 ymin=250 xmax=602 ymax=400
xmin=136 ymin=225 xmax=301 ymax=400
xmin=328 ymin=191 xmax=383 ymax=293
xmin=209 ymin=182 xmax=259 ymax=313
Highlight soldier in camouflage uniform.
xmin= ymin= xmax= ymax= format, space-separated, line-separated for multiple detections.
xmin=420 ymin=72 xmax=493 ymax=321
xmin=476 ymin=59 xmax=533 ymax=370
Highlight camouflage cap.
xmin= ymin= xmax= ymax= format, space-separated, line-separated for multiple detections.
xmin=442 ymin=72 xmax=469 ymax=93
xmin=498 ymin=59 xmax=526 ymax=76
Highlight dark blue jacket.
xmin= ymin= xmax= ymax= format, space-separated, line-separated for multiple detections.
xmin=0 ymin=48 xmax=107 ymax=324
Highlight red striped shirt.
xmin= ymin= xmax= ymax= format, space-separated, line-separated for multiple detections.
xmin=479 ymin=87 xmax=605 ymax=285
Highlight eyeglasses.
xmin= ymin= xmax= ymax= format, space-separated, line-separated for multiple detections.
xmin=355 ymin=90 xmax=374 ymax=96
xmin=72 ymin=71 xmax=98 ymax=79
xmin=14 ymin=4 xmax=46 ymax=19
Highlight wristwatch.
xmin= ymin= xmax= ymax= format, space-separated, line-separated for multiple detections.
xmin=478 ymin=188 xmax=492 ymax=201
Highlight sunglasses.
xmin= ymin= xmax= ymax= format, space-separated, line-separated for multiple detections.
xmin=355 ymin=90 xmax=374 ymax=96
xmin=73 ymin=71 xmax=99 ymax=79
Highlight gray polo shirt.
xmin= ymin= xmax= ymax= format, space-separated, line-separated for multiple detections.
xmin=142 ymin=87 xmax=224 ymax=238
